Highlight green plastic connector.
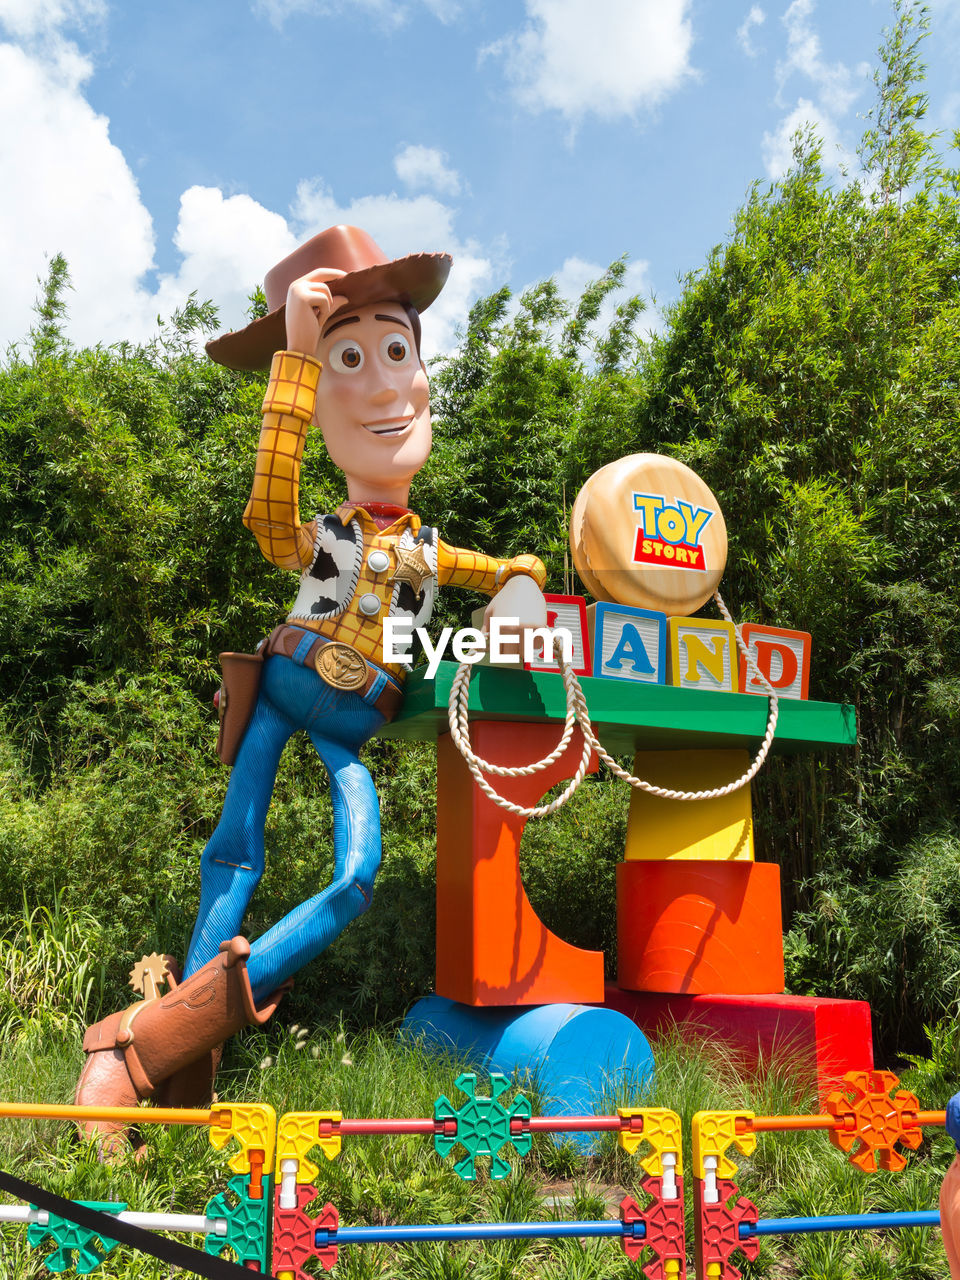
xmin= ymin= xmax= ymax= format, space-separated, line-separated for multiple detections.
xmin=204 ymin=1174 xmax=271 ymax=1269
xmin=26 ymin=1202 xmax=125 ymax=1275
xmin=434 ymin=1072 xmax=531 ymax=1181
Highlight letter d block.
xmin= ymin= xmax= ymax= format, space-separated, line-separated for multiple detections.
xmin=738 ymin=624 xmax=811 ymax=700
xmin=588 ymin=602 xmax=666 ymax=685
xmin=667 ymin=617 xmax=738 ymax=692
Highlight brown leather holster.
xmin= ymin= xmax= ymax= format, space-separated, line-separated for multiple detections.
xmin=215 ymin=650 xmax=264 ymax=765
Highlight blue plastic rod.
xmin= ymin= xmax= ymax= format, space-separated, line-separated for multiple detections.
xmin=317 ymin=1219 xmax=644 ymax=1245
xmin=740 ymin=1210 xmax=940 ymax=1238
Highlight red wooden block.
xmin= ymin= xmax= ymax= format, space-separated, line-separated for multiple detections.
xmin=738 ymin=623 xmax=811 ymax=700
xmin=435 ymin=721 xmax=605 ymax=1006
xmin=603 ymin=986 xmax=874 ymax=1096
xmin=617 ymin=860 xmax=785 ymax=995
xmin=523 ymin=594 xmax=591 ymax=676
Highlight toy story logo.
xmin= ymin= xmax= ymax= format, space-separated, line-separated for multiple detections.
xmin=631 ymin=492 xmax=714 ymax=571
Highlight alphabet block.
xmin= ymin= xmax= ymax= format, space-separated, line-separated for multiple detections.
xmin=524 ymin=594 xmax=591 ymax=676
xmin=738 ymin=623 xmax=811 ymax=700
xmin=667 ymin=617 xmax=738 ymax=693
xmin=436 ymin=723 xmax=604 ymax=1005
xmin=587 ymin=602 xmax=667 ymax=685
xmin=470 ymin=594 xmax=590 ymax=674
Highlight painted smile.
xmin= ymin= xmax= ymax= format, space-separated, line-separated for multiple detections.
xmin=363 ymin=416 xmax=413 ymax=438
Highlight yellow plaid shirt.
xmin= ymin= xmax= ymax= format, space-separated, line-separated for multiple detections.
xmin=243 ymin=352 xmax=547 ymax=682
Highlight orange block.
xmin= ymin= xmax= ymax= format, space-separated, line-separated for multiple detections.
xmin=436 ymin=721 xmax=605 ymax=1006
xmin=617 ymin=860 xmax=784 ymax=995
xmin=738 ymin=623 xmax=812 ymax=700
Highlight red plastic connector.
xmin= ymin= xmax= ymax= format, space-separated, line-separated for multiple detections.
xmin=637 ymin=1173 xmax=685 ymax=1280
xmin=272 ymin=1184 xmax=339 ymax=1277
xmin=693 ymin=1176 xmax=758 ymax=1280
xmin=619 ymin=1194 xmax=645 ymax=1262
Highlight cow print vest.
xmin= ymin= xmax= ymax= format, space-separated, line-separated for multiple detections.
xmin=286 ymin=514 xmax=438 ymax=631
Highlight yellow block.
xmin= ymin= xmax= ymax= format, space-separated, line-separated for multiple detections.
xmin=624 ymin=749 xmax=754 ymax=861
xmin=667 ymin=616 xmax=738 ymax=692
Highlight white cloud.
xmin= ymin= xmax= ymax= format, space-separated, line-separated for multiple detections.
xmin=761 ymin=97 xmax=852 ymax=179
xmin=484 ymin=0 xmax=694 ymax=124
xmin=737 ymin=6 xmax=765 ymax=58
xmin=777 ymin=0 xmax=866 ymax=117
xmin=150 ymin=188 xmax=299 ymax=340
xmin=394 ymin=144 xmax=462 ymax=197
xmin=0 ymin=0 xmax=104 ymax=39
xmin=549 ymin=255 xmax=661 ymax=344
xmin=0 ymin=7 xmax=498 ymax=359
xmin=758 ymin=0 xmax=868 ymax=182
xmin=0 ymin=37 xmax=157 ymax=351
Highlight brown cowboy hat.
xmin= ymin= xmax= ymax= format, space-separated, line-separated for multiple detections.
xmin=205 ymin=224 xmax=452 ymax=371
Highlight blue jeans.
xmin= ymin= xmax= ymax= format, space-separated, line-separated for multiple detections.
xmin=183 ymin=655 xmax=386 ymax=1004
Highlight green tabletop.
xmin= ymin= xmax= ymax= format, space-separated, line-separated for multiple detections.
xmin=379 ymin=661 xmax=856 ymax=755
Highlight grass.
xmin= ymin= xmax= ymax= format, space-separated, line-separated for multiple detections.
xmin=0 ymin=1023 xmax=952 ymax=1278
xmin=0 ymin=907 xmax=953 ymax=1277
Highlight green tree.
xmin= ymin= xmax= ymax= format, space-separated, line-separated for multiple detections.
xmin=634 ymin=0 xmax=960 ymax=1049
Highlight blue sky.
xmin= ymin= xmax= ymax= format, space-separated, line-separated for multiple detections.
xmin=1 ymin=0 xmax=958 ymax=359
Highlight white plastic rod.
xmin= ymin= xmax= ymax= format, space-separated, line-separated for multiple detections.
xmin=0 ymin=1207 xmax=48 ymax=1225
xmin=0 ymin=1205 xmax=226 ymax=1236
xmin=279 ymin=1158 xmax=299 ymax=1210
xmin=662 ymin=1151 xmax=678 ymax=1200
xmin=704 ymin=1155 xmax=720 ymax=1205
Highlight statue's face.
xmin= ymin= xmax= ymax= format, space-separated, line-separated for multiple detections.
xmin=313 ymin=301 xmax=431 ymax=496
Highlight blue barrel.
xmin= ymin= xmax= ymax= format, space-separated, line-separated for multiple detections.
xmin=401 ymin=997 xmax=654 ymax=1127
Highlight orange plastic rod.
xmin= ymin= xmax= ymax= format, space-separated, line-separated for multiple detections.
xmin=737 ymin=1111 xmax=946 ymax=1134
xmin=0 ymin=1102 xmax=227 ymax=1126
xmin=742 ymin=1115 xmax=833 ymax=1133
xmin=913 ymin=1111 xmax=946 ymax=1126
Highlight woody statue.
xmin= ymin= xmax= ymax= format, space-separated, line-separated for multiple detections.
xmin=75 ymin=226 xmax=548 ymax=1148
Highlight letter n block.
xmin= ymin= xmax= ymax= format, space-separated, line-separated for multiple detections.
xmin=524 ymin=594 xmax=591 ymax=676
xmin=738 ymin=624 xmax=811 ymax=700
xmin=667 ymin=617 xmax=738 ymax=692
xmin=587 ymin=602 xmax=667 ymax=685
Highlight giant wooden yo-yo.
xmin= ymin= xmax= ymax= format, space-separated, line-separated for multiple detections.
xmin=570 ymin=454 xmax=727 ymax=615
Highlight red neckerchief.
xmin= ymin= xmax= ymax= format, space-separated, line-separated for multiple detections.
xmin=356 ymin=501 xmax=413 ymax=531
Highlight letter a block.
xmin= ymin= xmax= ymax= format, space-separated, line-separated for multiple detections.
xmin=738 ymin=624 xmax=811 ymax=700
xmin=667 ymin=617 xmax=738 ymax=693
xmin=588 ymin=602 xmax=667 ymax=685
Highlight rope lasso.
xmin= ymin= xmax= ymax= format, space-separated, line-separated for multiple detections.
xmin=447 ymin=590 xmax=780 ymax=819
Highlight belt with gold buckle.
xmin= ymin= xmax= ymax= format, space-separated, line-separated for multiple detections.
xmin=264 ymin=625 xmax=403 ymax=722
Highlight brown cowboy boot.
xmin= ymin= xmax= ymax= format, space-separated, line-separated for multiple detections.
xmin=154 ymin=1045 xmax=224 ymax=1110
xmin=75 ymin=937 xmax=288 ymax=1154
xmin=145 ymin=957 xmax=224 ymax=1112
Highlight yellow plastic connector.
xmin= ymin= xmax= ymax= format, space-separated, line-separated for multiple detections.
xmin=276 ymin=1111 xmax=343 ymax=1184
xmin=209 ymin=1103 xmax=277 ymax=1176
xmin=692 ymin=1110 xmax=755 ymax=1179
xmin=617 ymin=1107 xmax=683 ymax=1176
